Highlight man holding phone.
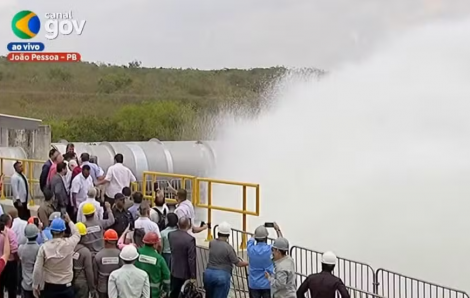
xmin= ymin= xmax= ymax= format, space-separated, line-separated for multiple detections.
xmin=247 ymin=222 xmax=282 ymax=298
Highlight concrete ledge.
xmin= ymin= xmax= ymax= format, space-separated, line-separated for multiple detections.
xmin=0 ymin=199 xmax=39 ymax=216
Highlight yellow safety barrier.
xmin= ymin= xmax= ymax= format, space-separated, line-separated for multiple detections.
xmin=0 ymin=157 xmax=44 ymax=205
xmin=131 ymin=181 xmax=139 ymax=193
xmin=195 ymin=177 xmax=260 ymax=249
xmin=141 ymin=171 xmax=197 ymax=205
xmin=0 ymin=158 xmax=261 ymax=249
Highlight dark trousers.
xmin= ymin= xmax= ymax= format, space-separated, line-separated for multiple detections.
xmin=249 ymin=288 xmax=271 ymax=298
xmin=17 ymin=262 xmax=23 ymax=292
xmin=22 ymin=288 xmax=35 ymax=298
xmin=66 ymin=205 xmax=77 ymax=223
xmin=40 ymin=282 xmax=74 ymax=298
xmin=0 ymin=259 xmax=18 ymax=298
xmin=14 ymin=201 xmax=31 ymax=221
xmin=170 ymin=276 xmax=187 ymax=298
xmin=163 ymin=253 xmax=172 ymax=271
xmin=98 ymin=292 xmax=108 ymax=298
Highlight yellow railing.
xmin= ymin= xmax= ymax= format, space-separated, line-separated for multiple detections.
xmin=0 ymin=159 xmax=261 ymax=248
xmin=141 ymin=171 xmax=197 ymax=205
xmin=195 ymin=177 xmax=260 ymax=248
xmin=0 ymin=157 xmax=44 ymax=205
xmin=142 ymin=171 xmax=260 ymax=248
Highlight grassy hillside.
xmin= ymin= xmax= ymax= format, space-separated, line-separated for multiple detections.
xmin=0 ymin=57 xmax=287 ymax=141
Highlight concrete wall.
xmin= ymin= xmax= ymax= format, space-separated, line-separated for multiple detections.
xmin=0 ymin=124 xmax=51 ymax=215
xmin=7 ymin=125 xmax=51 ymax=160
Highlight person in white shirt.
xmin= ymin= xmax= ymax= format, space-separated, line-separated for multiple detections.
xmin=70 ymin=165 xmax=94 ymax=209
xmin=149 ymin=189 xmax=169 ymax=230
xmin=174 ymin=189 xmax=207 ymax=234
xmin=79 ymin=153 xmax=105 ymax=185
xmin=11 ymin=161 xmax=31 ymax=220
xmin=108 ymin=245 xmax=150 ymax=298
xmin=134 ymin=203 xmax=161 ymax=238
xmin=77 ymin=187 xmax=104 ymax=223
xmin=64 ymin=159 xmax=79 ymax=194
xmin=8 ymin=209 xmax=27 ymax=245
xmin=98 ymin=154 xmax=136 ymax=205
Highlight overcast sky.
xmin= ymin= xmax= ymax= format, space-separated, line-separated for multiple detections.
xmin=1 ymin=0 xmax=469 ymax=70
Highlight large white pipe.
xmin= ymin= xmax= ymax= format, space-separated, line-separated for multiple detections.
xmin=51 ymin=140 xmax=217 ymax=178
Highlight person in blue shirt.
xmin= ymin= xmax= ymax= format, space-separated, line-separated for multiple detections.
xmin=247 ymin=223 xmax=283 ymax=298
xmin=27 ymin=216 xmax=53 ymax=244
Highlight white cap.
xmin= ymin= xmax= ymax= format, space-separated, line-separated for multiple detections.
xmin=120 ymin=245 xmax=139 ymax=261
xmin=218 ymin=222 xmax=231 ymax=235
xmin=322 ymin=251 xmax=337 ymax=265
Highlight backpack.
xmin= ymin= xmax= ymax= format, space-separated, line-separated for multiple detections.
xmin=152 ymin=207 xmax=167 ymax=231
xmin=179 ymin=280 xmax=203 ymax=298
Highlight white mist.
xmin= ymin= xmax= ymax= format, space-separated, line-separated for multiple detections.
xmin=210 ymin=19 xmax=470 ymax=292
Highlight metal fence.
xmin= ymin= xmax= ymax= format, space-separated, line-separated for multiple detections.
xmin=375 ymin=269 xmax=470 ymax=298
xmin=212 ymin=226 xmax=469 ymax=298
xmin=1 ymin=156 xmax=469 ymax=298
xmin=296 ymin=272 xmax=384 ymax=298
xmin=291 ymin=245 xmax=376 ymax=293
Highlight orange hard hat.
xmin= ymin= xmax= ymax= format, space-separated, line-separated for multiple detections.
xmin=142 ymin=232 xmax=159 ymax=244
xmin=103 ymin=229 xmax=118 ymax=241
xmin=28 ymin=216 xmax=39 ymax=224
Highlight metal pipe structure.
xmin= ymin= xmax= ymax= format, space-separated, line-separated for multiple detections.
xmin=51 ymin=139 xmax=218 ymax=178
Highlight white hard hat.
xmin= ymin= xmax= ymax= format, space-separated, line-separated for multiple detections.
xmin=218 ymin=222 xmax=231 ymax=235
xmin=254 ymin=226 xmax=269 ymax=239
xmin=272 ymin=237 xmax=289 ymax=251
xmin=322 ymin=251 xmax=337 ymax=265
xmin=120 ymin=245 xmax=139 ymax=261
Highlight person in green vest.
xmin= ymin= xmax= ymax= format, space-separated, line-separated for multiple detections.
xmin=135 ymin=231 xmax=171 ymax=298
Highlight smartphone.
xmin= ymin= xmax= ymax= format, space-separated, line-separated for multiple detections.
xmin=33 ymin=218 xmax=39 ymax=227
xmin=200 ymin=221 xmax=206 ymax=227
xmin=264 ymin=222 xmax=275 ymax=228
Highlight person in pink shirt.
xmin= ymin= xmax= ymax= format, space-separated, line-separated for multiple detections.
xmin=0 ymin=227 xmax=11 ymax=276
xmin=46 ymin=153 xmax=64 ymax=185
xmin=0 ymin=214 xmax=18 ymax=298
xmin=117 ymin=225 xmax=145 ymax=250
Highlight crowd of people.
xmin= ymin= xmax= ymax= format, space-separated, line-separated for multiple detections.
xmin=0 ymin=144 xmax=352 ymax=298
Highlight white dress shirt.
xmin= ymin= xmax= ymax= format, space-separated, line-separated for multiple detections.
xmin=108 ymin=264 xmax=150 ymax=298
xmin=174 ymin=200 xmax=195 ymax=223
xmin=70 ymin=173 xmax=94 ymax=207
xmin=11 ymin=172 xmax=29 ymax=203
xmin=11 ymin=217 xmax=28 ymax=244
xmin=104 ymin=163 xmax=136 ymax=198
xmin=77 ymin=197 xmax=104 ymax=223
xmin=134 ymin=217 xmax=161 ymax=237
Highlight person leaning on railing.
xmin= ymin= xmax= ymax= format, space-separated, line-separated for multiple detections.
xmin=203 ymin=222 xmax=248 ymax=298
xmin=247 ymin=223 xmax=282 ymax=298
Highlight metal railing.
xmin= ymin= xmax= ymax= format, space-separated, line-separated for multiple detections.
xmin=375 ymin=269 xmax=469 ymax=298
xmin=1 ymin=156 xmax=469 ymax=298
xmin=141 ymin=171 xmax=197 ymax=205
xmin=296 ymin=272 xmax=385 ymax=298
xmin=291 ymin=245 xmax=376 ymax=293
xmin=215 ymin=226 xmax=469 ymax=297
xmin=196 ymin=245 xmax=384 ymax=298
xmin=195 ymin=177 xmax=260 ymax=247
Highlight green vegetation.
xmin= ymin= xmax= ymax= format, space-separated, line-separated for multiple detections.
xmin=0 ymin=57 xmax=288 ymax=141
